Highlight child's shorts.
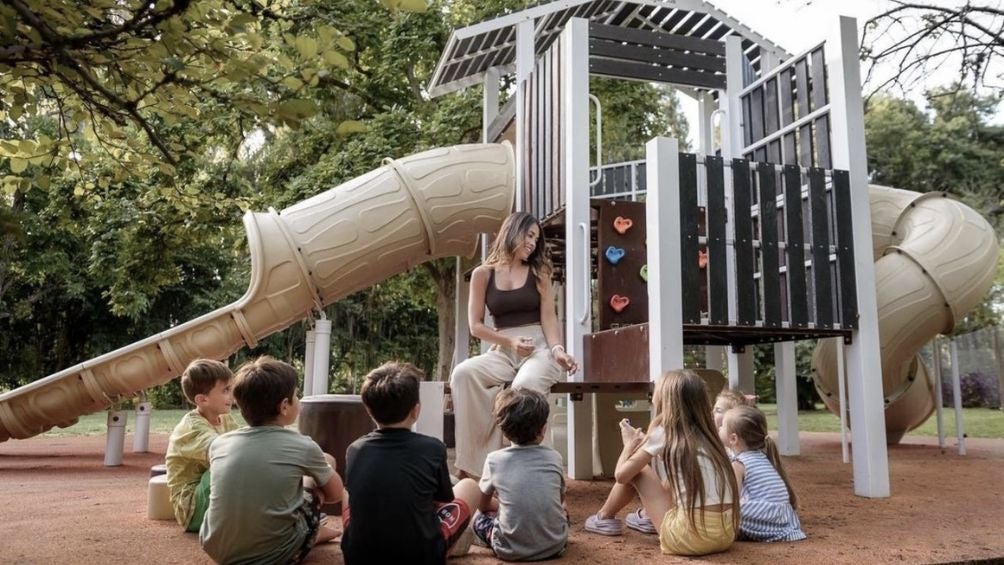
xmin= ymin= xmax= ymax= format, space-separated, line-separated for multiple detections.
xmin=186 ymin=470 xmax=212 ymax=533
xmin=346 ymin=498 xmax=472 ymax=550
xmin=659 ymin=507 xmax=735 ymax=556
xmin=472 ymin=510 xmax=498 ymax=546
xmin=288 ymin=488 xmax=324 ymax=564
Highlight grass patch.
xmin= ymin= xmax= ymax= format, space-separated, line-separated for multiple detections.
xmin=759 ymin=404 xmax=1004 ymax=439
xmin=41 ymin=409 xmax=246 ymax=437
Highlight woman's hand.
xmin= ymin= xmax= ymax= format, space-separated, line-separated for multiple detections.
xmin=554 ymin=349 xmax=579 ymax=373
xmin=509 ymin=336 xmax=535 ymax=358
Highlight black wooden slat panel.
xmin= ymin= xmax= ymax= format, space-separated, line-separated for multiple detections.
xmin=758 ymin=163 xmax=781 ymax=327
xmin=742 ymin=94 xmax=753 ymax=147
xmin=589 ymin=58 xmax=726 ymax=89
xmin=767 ymin=140 xmax=781 ymax=164
xmin=815 ymin=115 xmax=831 ymax=169
xmin=589 ymin=40 xmax=726 ymax=72
xmin=782 ymin=133 xmax=797 ymax=167
xmin=783 ymin=165 xmax=808 ymax=327
xmin=832 ymin=170 xmax=858 ymax=329
xmin=660 ymin=9 xmax=689 ymax=31
xmin=589 ymin=21 xmax=726 ymax=55
xmin=764 ymin=77 xmax=779 ymax=135
xmin=810 ymin=47 xmax=828 ymax=110
xmin=750 ymin=86 xmax=765 ymax=144
xmin=706 ymin=156 xmax=728 ymax=325
xmin=679 ymin=153 xmax=701 ymax=324
xmin=809 ymin=168 xmax=833 ymax=328
xmin=733 ymin=160 xmax=756 ymax=325
xmin=780 ymin=68 xmax=795 ymax=126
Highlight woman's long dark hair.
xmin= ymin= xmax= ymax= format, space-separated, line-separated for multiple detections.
xmin=483 ymin=211 xmax=552 ymax=284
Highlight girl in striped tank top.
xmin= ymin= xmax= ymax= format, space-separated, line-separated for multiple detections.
xmin=719 ymin=405 xmax=806 ymax=542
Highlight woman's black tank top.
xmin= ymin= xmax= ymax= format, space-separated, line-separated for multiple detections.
xmin=484 ymin=268 xmax=541 ymax=328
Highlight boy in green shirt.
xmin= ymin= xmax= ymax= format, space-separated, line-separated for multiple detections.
xmin=199 ymin=357 xmax=343 ymax=564
xmin=165 ymin=359 xmax=241 ymax=532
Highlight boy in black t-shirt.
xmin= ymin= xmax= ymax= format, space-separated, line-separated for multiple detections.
xmin=341 ymin=362 xmax=481 ymax=565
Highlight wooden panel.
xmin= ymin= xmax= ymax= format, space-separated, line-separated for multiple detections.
xmin=749 ymin=86 xmax=765 ymax=144
xmin=679 ymin=153 xmax=701 ymax=324
xmin=782 ymin=132 xmax=797 ymax=167
xmin=764 ymin=77 xmax=779 ymax=135
xmin=779 ymin=68 xmax=795 ymax=127
xmin=705 ymin=156 xmax=728 ymax=325
xmin=583 ymin=324 xmax=649 ymax=382
xmin=742 ymin=93 xmax=753 ymax=148
xmin=588 ymin=21 xmax=726 ymax=55
xmin=783 ymin=165 xmax=808 ymax=327
xmin=794 ymin=58 xmax=812 ymax=167
xmin=832 ymin=170 xmax=858 ymax=329
xmin=597 ymin=200 xmax=648 ymax=330
xmin=810 ymin=46 xmax=828 ymax=110
xmin=732 ymin=160 xmax=757 ymax=326
xmin=757 ymin=163 xmax=781 ymax=327
xmin=815 ymin=115 xmax=832 ymax=169
xmin=809 ymin=168 xmax=833 ymax=328
xmin=588 ymin=58 xmax=726 ymax=89
xmin=589 ymin=40 xmax=726 ymax=73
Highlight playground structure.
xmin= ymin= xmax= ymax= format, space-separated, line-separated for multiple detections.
xmin=429 ymin=0 xmax=997 ymax=495
xmin=0 ymin=0 xmax=998 ymax=502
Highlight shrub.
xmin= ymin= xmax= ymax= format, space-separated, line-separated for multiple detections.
xmin=940 ymin=370 xmax=1001 ymax=408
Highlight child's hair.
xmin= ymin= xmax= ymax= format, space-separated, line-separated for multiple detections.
xmin=651 ymin=370 xmax=740 ymax=533
xmin=483 ymin=211 xmax=553 ymax=282
xmin=181 ymin=359 xmax=233 ymax=405
xmin=360 ymin=362 xmax=422 ymax=425
xmin=232 ymin=356 xmax=297 ymax=426
xmin=725 ymin=405 xmax=799 ymax=509
xmin=493 ymin=387 xmax=550 ymax=445
xmin=716 ymin=388 xmax=751 ymax=410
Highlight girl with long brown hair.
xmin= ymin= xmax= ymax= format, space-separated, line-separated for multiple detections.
xmin=450 ymin=211 xmax=578 ymax=479
xmin=585 ymin=370 xmax=739 ymax=556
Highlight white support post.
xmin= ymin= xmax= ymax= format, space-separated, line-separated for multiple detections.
xmin=414 ymin=381 xmax=446 ymax=441
xmin=483 ymin=67 xmax=500 ymax=138
xmin=480 ymin=233 xmax=493 ymax=355
xmin=304 ymin=329 xmax=316 ymax=396
xmin=728 ymin=348 xmax=755 ymax=394
xmin=646 ymin=137 xmax=685 ymax=378
xmin=697 ymin=92 xmax=715 ymax=156
xmin=311 ymin=317 xmax=332 ymax=396
xmin=774 ymin=341 xmax=799 ymax=455
xmin=705 ymin=346 xmax=725 ymax=371
xmin=474 ymin=67 xmax=501 ymax=357
xmin=949 ymin=339 xmax=966 ymax=455
xmin=104 ymin=410 xmax=127 ymax=466
xmin=932 ymin=337 xmax=946 ymax=448
xmin=722 ymin=35 xmax=755 ymax=393
xmin=132 ymin=399 xmax=151 ymax=453
xmin=837 ymin=338 xmax=850 ymax=463
xmin=994 ymin=327 xmax=1004 ymax=411
xmin=514 ymin=19 xmax=534 ymax=212
xmin=563 ymin=18 xmax=593 ymax=480
xmin=828 ymin=16 xmax=889 ymax=497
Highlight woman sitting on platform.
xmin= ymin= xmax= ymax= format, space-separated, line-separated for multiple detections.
xmin=450 ymin=211 xmax=579 ymax=479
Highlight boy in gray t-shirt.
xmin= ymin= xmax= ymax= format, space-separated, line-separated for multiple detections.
xmin=474 ymin=388 xmax=568 ymax=561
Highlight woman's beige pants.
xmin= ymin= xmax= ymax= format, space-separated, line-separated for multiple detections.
xmin=449 ymin=324 xmax=565 ymax=476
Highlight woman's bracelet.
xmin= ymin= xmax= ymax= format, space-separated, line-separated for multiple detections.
xmin=550 ymin=344 xmax=565 ymax=356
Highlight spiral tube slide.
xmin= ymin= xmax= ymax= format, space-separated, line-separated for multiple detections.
xmin=813 ymin=185 xmax=999 ymax=443
xmin=0 ymin=143 xmax=515 ymax=442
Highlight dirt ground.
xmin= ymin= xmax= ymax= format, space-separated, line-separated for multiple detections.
xmin=1 ymin=431 xmax=1002 ymax=565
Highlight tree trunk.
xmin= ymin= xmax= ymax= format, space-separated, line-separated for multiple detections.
xmin=434 ymin=264 xmax=457 ymax=382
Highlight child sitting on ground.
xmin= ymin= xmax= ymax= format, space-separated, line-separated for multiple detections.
xmin=165 ymin=359 xmax=240 ymax=532
xmin=341 ymin=362 xmax=482 ymax=565
xmin=585 ymin=369 xmax=739 ymax=556
xmin=472 ymin=388 xmax=568 ymax=561
xmin=199 ymin=357 xmax=342 ymax=564
xmin=720 ymin=405 xmax=806 ymax=542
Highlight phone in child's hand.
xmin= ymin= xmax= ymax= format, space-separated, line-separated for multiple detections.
xmin=620 ymin=418 xmax=632 ymax=429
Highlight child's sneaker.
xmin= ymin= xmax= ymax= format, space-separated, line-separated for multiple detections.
xmin=625 ymin=508 xmax=657 ymax=535
xmin=584 ymin=514 xmax=625 ymax=536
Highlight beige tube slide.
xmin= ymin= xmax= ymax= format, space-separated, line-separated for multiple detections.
xmin=813 ymin=185 xmax=999 ymax=443
xmin=0 ymin=143 xmax=515 ymax=443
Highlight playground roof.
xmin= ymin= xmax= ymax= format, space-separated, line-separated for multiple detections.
xmin=428 ymin=0 xmax=792 ymax=98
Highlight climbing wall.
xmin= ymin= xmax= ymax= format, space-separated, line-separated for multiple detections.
xmin=596 ymin=200 xmax=647 ymax=330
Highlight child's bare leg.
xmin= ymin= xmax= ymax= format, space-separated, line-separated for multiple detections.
xmin=630 ymin=466 xmax=672 ymax=528
xmin=596 ymin=482 xmax=637 ymax=519
xmin=450 ymin=478 xmax=481 ymax=513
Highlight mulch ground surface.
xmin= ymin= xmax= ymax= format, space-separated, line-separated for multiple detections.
xmin=2 ymin=431 xmax=1002 ymax=564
